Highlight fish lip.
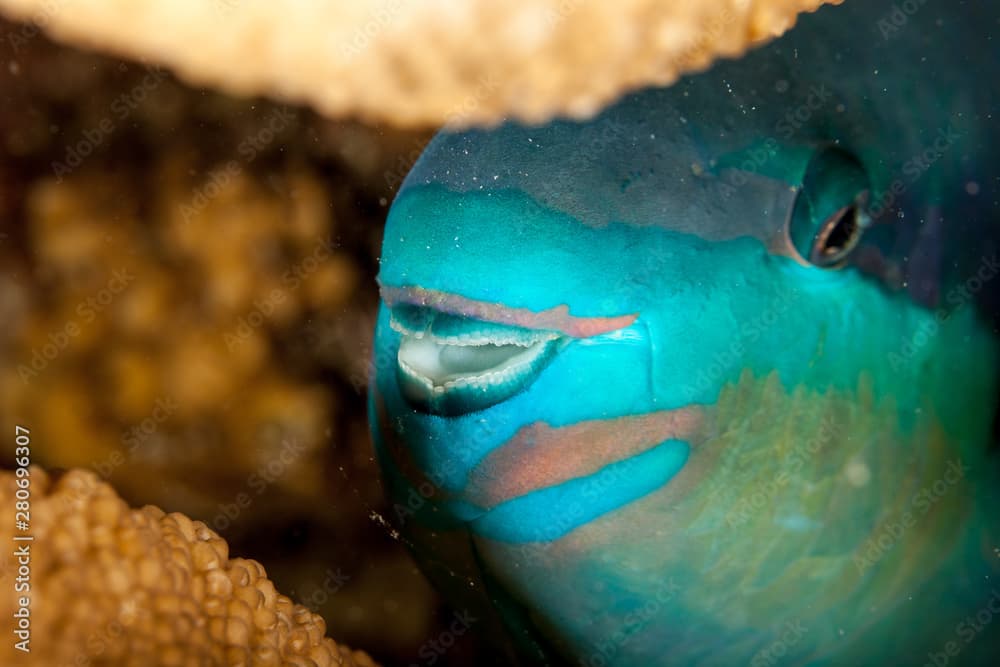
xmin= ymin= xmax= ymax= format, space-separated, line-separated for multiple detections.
xmin=389 ymin=309 xmax=561 ymax=347
xmin=380 ymin=284 xmax=638 ymax=417
xmin=393 ymin=314 xmax=566 ymax=417
xmin=378 ymin=284 xmax=639 ymax=339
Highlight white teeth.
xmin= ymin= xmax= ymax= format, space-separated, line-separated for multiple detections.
xmin=398 ymin=348 xmax=542 ymax=395
xmin=397 ymin=334 xmax=551 ymax=389
xmin=390 ymin=315 xmax=419 ymax=337
xmin=390 ymin=307 xmax=565 ymax=414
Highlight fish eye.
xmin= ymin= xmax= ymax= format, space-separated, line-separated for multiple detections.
xmin=808 ymin=191 xmax=870 ymax=268
xmin=788 ymin=146 xmax=872 ymax=269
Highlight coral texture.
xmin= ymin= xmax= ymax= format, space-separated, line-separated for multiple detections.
xmin=0 ymin=36 xmax=442 ymax=659
xmin=0 ymin=467 xmax=379 ymax=666
xmin=0 ymin=0 xmax=838 ymax=126
xmin=1 ymin=162 xmax=360 ymax=519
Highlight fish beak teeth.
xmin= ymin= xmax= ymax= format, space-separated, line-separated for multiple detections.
xmin=391 ymin=309 xmax=563 ymax=416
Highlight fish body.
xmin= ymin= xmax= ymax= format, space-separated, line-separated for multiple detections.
xmin=370 ymin=1 xmax=1000 ymax=664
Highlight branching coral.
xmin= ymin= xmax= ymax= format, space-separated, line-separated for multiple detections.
xmin=0 ymin=467 xmax=379 ymax=666
xmin=0 ymin=0 xmax=839 ymax=126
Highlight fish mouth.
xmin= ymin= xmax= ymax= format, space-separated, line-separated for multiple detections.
xmin=390 ymin=303 xmax=566 ymax=416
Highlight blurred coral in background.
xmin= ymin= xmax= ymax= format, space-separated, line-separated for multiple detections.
xmin=0 ymin=21 xmax=488 ymax=666
xmin=0 ymin=0 xmax=837 ymax=126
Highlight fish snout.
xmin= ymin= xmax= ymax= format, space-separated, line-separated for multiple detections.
xmin=391 ymin=303 xmax=567 ymax=416
xmin=379 ymin=286 xmax=639 ymax=417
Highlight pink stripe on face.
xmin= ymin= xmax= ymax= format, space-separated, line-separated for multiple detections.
xmin=379 ymin=285 xmax=638 ymax=338
xmin=464 ymin=407 xmax=705 ymax=508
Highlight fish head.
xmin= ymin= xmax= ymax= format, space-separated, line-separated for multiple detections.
xmin=372 ymin=85 xmax=886 ymax=532
xmin=368 ymin=84 xmax=996 ymax=661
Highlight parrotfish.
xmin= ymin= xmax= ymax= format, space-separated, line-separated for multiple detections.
xmin=369 ymin=1 xmax=1000 ymax=664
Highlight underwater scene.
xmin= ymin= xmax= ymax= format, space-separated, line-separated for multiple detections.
xmin=1 ymin=1 xmax=999 ymax=665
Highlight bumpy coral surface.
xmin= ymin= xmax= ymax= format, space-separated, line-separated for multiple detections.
xmin=0 ymin=34 xmax=445 ymax=663
xmin=0 ymin=467 xmax=378 ymax=666
xmin=0 ymin=0 xmax=839 ymax=126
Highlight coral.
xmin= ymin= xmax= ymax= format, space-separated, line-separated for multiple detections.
xmin=0 ymin=164 xmax=354 ymax=514
xmin=0 ymin=80 xmax=441 ymax=656
xmin=0 ymin=0 xmax=840 ymax=126
xmin=0 ymin=467 xmax=379 ymax=667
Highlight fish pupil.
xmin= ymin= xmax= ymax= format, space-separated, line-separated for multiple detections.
xmin=821 ymin=205 xmax=858 ymax=257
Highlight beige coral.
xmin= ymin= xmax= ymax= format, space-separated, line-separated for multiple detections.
xmin=0 ymin=163 xmax=352 ymax=516
xmin=0 ymin=0 xmax=839 ymax=126
xmin=0 ymin=467 xmax=378 ymax=666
